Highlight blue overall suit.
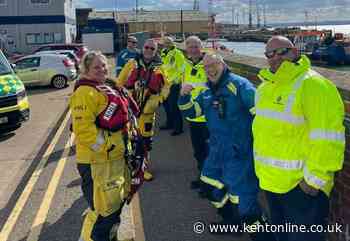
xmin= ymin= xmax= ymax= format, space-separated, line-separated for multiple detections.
xmin=179 ymin=68 xmax=261 ymax=223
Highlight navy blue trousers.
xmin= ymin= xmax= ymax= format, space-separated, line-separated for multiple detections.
xmin=265 ymin=186 xmax=329 ymax=241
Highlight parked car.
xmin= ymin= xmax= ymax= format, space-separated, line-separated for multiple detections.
xmin=34 ymin=44 xmax=88 ymax=59
xmin=14 ymin=54 xmax=77 ymax=89
xmin=35 ymin=50 xmax=80 ymax=71
xmin=0 ymin=50 xmax=30 ymax=133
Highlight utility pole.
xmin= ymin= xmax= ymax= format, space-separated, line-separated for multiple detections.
xmin=231 ymin=6 xmax=235 ymax=25
xmin=304 ymin=10 xmax=309 ymax=28
xmin=256 ymin=0 xmax=261 ymax=28
xmin=135 ymin=0 xmax=138 ymax=22
xmin=135 ymin=0 xmax=139 ymax=32
xmin=180 ymin=9 xmax=184 ymax=39
xmin=242 ymin=8 xmax=246 ymax=26
xmin=113 ymin=0 xmax=117 ymax=21
xmin=249 ymin=0 xmax=253 ymax=29
xmin=263 ymin=2 xmax=267 ymax=27
xmin=243 ymin=9 xmax=246 ymax=26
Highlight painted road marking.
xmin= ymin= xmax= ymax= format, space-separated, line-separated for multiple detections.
xmin=27 ymin=134 xmax=74 ymax=241
xmin=0 ymin=110 xmax=71 ymax=241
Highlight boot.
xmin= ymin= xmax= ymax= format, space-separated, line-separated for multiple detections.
xmin=143 ymin=152 xmax=153 ymax=181
xmin=243 ymin=215 xmax=277 ymax=241
xmin=143 ymin=170 xmax=154 ymax=181
xmin=210 ymin=202 xmax=242 ymax=236
xmin=217 ymin=202 xmax=241 ymax=225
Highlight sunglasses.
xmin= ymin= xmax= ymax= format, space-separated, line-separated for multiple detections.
xmin=264 ymin=47 xmax=291 ymax=59
xmin=128 ymin=41 xmax=137 ymax=44
xmin=144 ymin=46 xmax=156 ymax=51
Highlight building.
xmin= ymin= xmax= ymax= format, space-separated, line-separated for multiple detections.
xmin=0 ymin=0 xmax=76 ymax=54
xmin=89 ymin=10 xmax=210 ymax=36
xmin=76 ymin=8 xmax=93 ymax=43
xmin=81 ymin=18 xmax=121 ymax=53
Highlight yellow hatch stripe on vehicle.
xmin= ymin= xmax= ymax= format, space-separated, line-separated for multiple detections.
xmin=0 ymin=98 xmax=30 ymax=113
xmin=0 ymin=105 xmax=19 ymax=113
xmin=18 ymin=98 xmax=30 ymax=110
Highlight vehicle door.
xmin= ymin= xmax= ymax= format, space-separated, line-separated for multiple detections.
xmin=14 ymin=57 xmax=40 ymax=84
xmin=38 ymin=55 xmax=57 ymax=83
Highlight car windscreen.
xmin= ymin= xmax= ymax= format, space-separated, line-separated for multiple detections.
xmin=0 ymin=51 xmax=13 ymax=75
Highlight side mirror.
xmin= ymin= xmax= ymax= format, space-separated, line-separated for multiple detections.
xmin=11 ymin=63 xmax=16 ymax=69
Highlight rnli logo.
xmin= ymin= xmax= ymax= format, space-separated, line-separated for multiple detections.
xmin=274 ymin=96 xmax=284 ymax=105
xmin=104 ymin=180 xmax=122 ymax=191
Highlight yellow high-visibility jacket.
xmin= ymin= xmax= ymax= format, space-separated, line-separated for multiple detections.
xmin=182 ymin=56 xmax=207 ymax=122
xmin=253 ymin=55 xmax=345 ymax=196
xmin=161 ymin=46 xmax=185 ymax=84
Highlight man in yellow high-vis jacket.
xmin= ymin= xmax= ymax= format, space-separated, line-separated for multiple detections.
xmin=253 ymin=36 xmax=345 ymax=241
xmin=160 ymin=36 xmax=185 ymax=135
xmin=182 ymin=36 xmax=210 ymax=195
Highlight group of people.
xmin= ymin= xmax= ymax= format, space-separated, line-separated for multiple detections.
xmin=69 ymin=33 xmax=345 ymax=241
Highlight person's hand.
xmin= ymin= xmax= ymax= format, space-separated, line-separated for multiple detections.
xmin=180 ymin=84 xmax=194 ymax=96
xmin=299 ymin=180 xmax=319 ymax=196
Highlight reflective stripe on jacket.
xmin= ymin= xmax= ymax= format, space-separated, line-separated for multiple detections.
xmin=253 ymin=55 xmax=345 ymax=196
xmin=183 ymin=56 xmax=207 ymax=122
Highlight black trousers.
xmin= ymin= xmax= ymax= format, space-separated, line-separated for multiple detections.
xmin=163 ymin=84 xmax=183 ymax=132
xmin=162 ymin=97 xmax=172 ymax=128
xmin=265 ymin=185 xmax=329 ymax=241
xmin=189 ymin=121 xmax=209 ymax=174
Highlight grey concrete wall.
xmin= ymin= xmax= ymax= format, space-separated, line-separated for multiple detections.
xmin=16 ymin=23 xmax=65 ymax=53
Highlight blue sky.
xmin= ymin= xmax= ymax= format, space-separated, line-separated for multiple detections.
xmin=76 ymin=0 xmax=350 ymax=23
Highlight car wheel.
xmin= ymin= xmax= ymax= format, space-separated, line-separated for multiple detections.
xmin=51 ymin=75 xmax=67 ymax=89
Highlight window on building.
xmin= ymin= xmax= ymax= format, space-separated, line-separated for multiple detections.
xmin=0 ymin=0 xmax=6 ymax=6
xmin=35 ymin=34 xmax=43 ymax=44
xmin=44 ymin=33 xmax=54 ymax=44
xmin=26 ymin=34 xmax=36 ymax=45
xmin=54 ymin=33 xmax=63 ymax=43
xmin=26 ymin=33 xmax=56 ymax=45
xmin=30 ymin=0 xmax=49 ymax=4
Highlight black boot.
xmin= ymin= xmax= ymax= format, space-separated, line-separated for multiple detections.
xmin=243 ymin=215 xmax=277 ymax=241
xmin=218 ymin=202 xmax=241 ymax=225
xmin=210 ymin=202 xmax=242 ymax=236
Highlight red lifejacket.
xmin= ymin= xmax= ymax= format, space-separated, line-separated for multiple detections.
xmin=126 ymin=65 xmax=164 ymax=94
xmin=125 ymin=58 xmax=165 ymax=111
xmin=74 ymin=78 xmax=140 ymax=132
